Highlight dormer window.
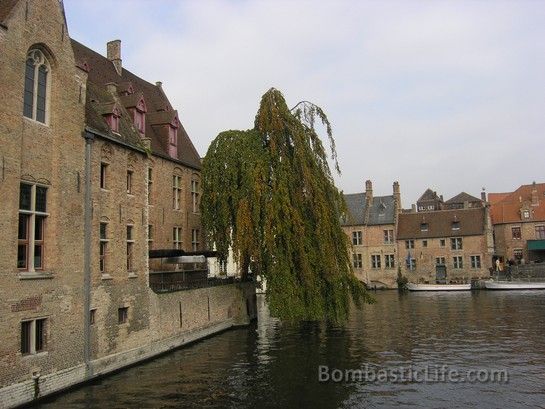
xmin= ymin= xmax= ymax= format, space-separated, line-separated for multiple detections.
xmin=420 ymin=223 xmax=428 ymax=232
xmin=523 ymin=210 xmax=530 ymax=219
xmin=452 ymin=221 xmax=460 ymax=230
xmin=168 ymin=117 xmax=179 ymax=158
xmin=105 ymin=106 xmax=121 ymax=133
xmin=134 ymin=109 xmax=145 ymax=134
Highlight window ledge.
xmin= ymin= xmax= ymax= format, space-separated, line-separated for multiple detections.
xmin=18 ymin=271 xmax=53 ymax=280
xmin=21 ymin=351 xmax=49 ymax=359
xmin=23 ymin=116 xmax=49 ymax=128
xmin=101 ymin=274 xmax=113 ymax=280
xmin=128 ymin=273 xmax=138 ymax=279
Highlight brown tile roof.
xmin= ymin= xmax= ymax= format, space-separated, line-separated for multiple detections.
xmin=489 ymin=183 xmax=545 ymax=224
xmin=397 ymin=208 xmax=485 ymax=240
xmin=71 ymin=39 xmax=201 ymax=170
xmin=445 ymin=192 xmax=481 ymax=204
xmin=0 ymin=0 xmax=18 ymax=26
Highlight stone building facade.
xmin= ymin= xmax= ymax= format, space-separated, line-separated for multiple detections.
xmin=342 ymin=180 xmax=401 ymax=288
xmin=397 ymin=207 xmax=494 ymax=284
xmin=0 ymin=2 xmax=255 ymax=407
xmin=489 ymin=182 xmax=545 ymax=264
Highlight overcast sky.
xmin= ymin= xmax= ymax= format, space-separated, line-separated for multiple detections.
xmin=63 ymin=0 xmax=544 ymax=206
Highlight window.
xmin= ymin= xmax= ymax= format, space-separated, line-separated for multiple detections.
xmin=440 ymin=239 xmax=446 ymax=247
xmin=523 ymin=210 xmax=530 ymax=219
xmin=191 ymin=180 xmax=200 ymax=213
xmin=536 ymin=226 xmax=545 ymax=239
xmin=385 ymin=254 xmax=395 ymax=269
xmin=168 ymin=125 xmax=178 ymax=158
xmin=173 ymin=227 xmax=182 ymax=250
xmin=452 ymin=221 xmax=460 ymax=230
xmin=451 ymin=237 xmax=463 ymax=250
xmin=118 ymin=307 xmax=128 ymax=324
xmin=126 ymin=170 xmax=133 ymax=194
xmin=436 ymin=257 xmax=446 ymax=265
xmin=99 ymin=222 xmax=108 ymax=273
xmin=18 ymin=183 xmax=48 ymax=271
xmin=353 ymin=253 xmax=362 ymax=269
xmin=453 ymin=256 xmax=463 ymax=269
xmin=514 ymin=248 xmax=523 ymax=260
xmin=173 ymin=175 xmax=182 ymax=210
xmin=406 ymin=257 xmax=416 ymax=270
xmin=470 ymin=255 xmax=481 ymax=269
xmin=21 ymin=318 xmax=46 ymax=355
xmin=147 ymin=168 xmax=153 ymax=205
xmin=100 ymin=163 xmax=108 ymax=189
xmin=90 ymin=309 xmax=96 ymax=325
xmin=371 ymin=255 xmax=381 ymax=269
xmin=126 ymin=225 xmax=134 ymax=272
xmin=148 ymin=224 xmax=153 ymax=250
xmin=192 ymin=229 xmax=200 ymax=251
xmin=352 ymin=231 xmax=362 ymax=246
xmin=405 ymin=240 xmax=414 ymax=249
xmin=422 ymin=240 xmax=428 ymax=247
xmin=420 ymin=223 xmax=428 ymax=232
xmin=383 ymin=229 xmax=394 ymax=244
xmin=23 ymin=49 xmax=50 ymax=123
xmin=511 ymin=227 xmax=521 ymax=239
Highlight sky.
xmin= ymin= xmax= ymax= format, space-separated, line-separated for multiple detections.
xmin=63 ymin=0 xmax=545 ymax=206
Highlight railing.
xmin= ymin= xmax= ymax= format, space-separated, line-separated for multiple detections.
xmin=149 ymin=270 xmax=252 ymax=293
xmin=493 ymin=263 xmax=545 ymax=281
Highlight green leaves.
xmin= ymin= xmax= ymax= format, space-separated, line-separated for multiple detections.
xmin=202 ymin=88 xmax=371 ymax=323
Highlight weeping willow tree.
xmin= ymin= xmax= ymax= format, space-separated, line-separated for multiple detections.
xmin=202 ymin=88 xmax=372 ymax=322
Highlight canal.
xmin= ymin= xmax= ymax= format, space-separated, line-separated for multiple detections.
xmin=38 ymin=291 xmax=545 ymax=408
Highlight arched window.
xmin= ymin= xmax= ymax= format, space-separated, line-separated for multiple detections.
xmin=23 ymin=49 xmax=50 ymax=123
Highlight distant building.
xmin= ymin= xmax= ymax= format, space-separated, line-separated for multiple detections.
xmin=489 ymin=182 xmax=545 ymax=264
xmin=397 ymin=207 xmax=494 ymax=284
xmin=342 ymin=181 xmax=401 ymax=288
xmin=444 ymin=192 xmax=484 ymax=210
xmin=416 ymin=188 xmax=444 ymax=212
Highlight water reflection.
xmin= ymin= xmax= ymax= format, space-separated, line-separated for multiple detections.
xmin=38 ymin=291 xmax=545 ymax=408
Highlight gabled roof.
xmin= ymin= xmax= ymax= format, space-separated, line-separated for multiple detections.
xmin=71 ymin=39 xmax=201 ymax=170
xmin=368 ymin=196 xmax=395 ymax=225
xmin=418 ymin=188 xmax=441 ymax=202
xmin=397 ymin=208 xmax=485 ymax=240
xmin=445 ymin=192 xmax=481 ymax=204
xmin=489 ymin=183 xmax=545 ymax=224
xmin=343 ymin=193 xmax=366 ymax=226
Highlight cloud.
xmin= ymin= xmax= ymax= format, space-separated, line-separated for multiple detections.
xmin=64 ymin=0 xmax=545 ymax=205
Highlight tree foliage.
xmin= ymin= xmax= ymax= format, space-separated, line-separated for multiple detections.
xmin=201 ymin=88 xmax=372 ymax=322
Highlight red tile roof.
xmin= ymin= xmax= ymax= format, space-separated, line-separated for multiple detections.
xmin=71 ymin=39 xmax=201 ymax=170
xmin=489 ymin=183 xmax=545 ymax=224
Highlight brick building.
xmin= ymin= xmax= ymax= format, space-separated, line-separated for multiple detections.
xmin=489 ymin=182 xmax=545 ymax=264
xmin=0 ymin=1 xmax=255 ymax=407
xmin=342 ymin=180 xmax=401 ymax=288
xmin=397 ymin=207 xmax=494 ymax=284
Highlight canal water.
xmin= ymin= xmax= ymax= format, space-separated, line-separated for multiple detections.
xmin=38 ymin=291 xmax=545 ymax=408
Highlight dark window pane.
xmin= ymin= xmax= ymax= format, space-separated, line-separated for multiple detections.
xmin=126 ymin=225 xmax=132 ymax=240
xmin=34 ymin=244 xmax=43 ymax=269
xmin=19 ymin=183 xmax=32 ymax=210
xmin=35 ymin=319 xmax=45 ymax=352
xmin=23 ymin=59 xmax=34 ymax=118
xmin=21 ymin=321 xmax=31 ymax=354
xmin=36 ymin=66 xmax=47 ymax=123
xmin=36 ymin=186 xmax=47 ymax=212
xmin=100 ymin=223 xmax=107 ymax=240
xmin=18 ymin=215 xmax=29 ymax=240
xmin=35 ymin=216 xmax=44 ymax=240
xmin=17 ymin=244 xmax=28 ymax=269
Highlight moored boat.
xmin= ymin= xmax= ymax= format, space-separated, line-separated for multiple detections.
xmin=484 ymin=280 xmax=545 ymax=290
xmin=406 ymin=283 xmax=471 ymax=291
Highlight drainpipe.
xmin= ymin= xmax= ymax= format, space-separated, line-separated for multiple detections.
xmin=83 ymin=130 xmax=95 ymax=377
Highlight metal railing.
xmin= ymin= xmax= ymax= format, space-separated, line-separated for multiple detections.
xmin=493 ymin=263 xmax=545 ymax=281
xmin=149 ymin=270 xmax=252 ymax=293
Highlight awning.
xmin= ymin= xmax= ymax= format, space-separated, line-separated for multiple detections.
xmin=528 ymin=240 xmax=545 ymax=251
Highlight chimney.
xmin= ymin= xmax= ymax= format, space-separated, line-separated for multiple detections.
xmin=393 ymin=181 xmax=401 ymax=212
xmin=411 ymin=204 xmax=416 ymax=213
xmin=365 ymin=180 xmax=373 ymax=198
xmin=531 ymin=181 xmax=539 ymax=206
xmin=107 ymin=40 xmax=122 ymax=76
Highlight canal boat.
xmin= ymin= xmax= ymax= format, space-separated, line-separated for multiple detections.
xmin=406 ymin=283 xmax=471 ymax=291
xmin=484 ymin=280 xmax=545 ymax=290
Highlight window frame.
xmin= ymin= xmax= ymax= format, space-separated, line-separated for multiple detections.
xmin=352 ymin=253 xmax=362 ymax=269
xmin=126 ymin=224 xmax=135 ymax=273
xmin=352 ymin=231 xmax=362 ymax=246
xmin=191 ymin=229 xmax=200 ymax=251
xmin=371 ymin=254 xmax=381 ymax=269
xmin=470 ymin=255 xmax=481 ymax=269
xmin=451 ymin=237 xmax=463 ymax=250
xmin=99 ymin=222 xmax=109 ymax=274
xmin=23 ymin=49 xmax=51 ymax=124
xmin=173 ymin=227 xmax=182 ymax=250
xmin=453 ymin=255 xmax=463 ymax=269
xmin=383 ymin=229 xmax=394 ymax=244
xmin=191 ymin=179 xmax=200 ymax=214
xmin=173 ymin=174 xmax=182 ymax=210
xmin=385 ymin=254 xmax=395 ymax=269
xmin=20 ymin=318 xmax=47 ymax=355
